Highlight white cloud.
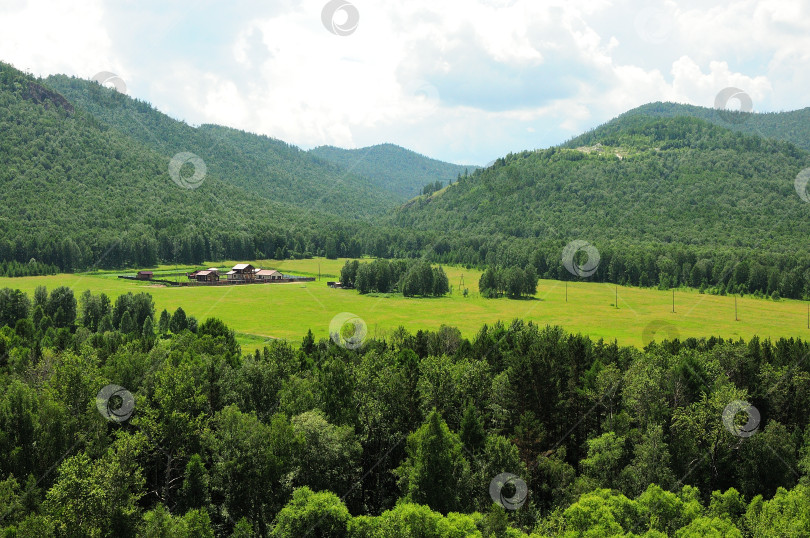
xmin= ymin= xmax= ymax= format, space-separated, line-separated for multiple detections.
xmin=0 ymin=0 xmax=806 ymax=164
xmin=0 ymin=0 xmax=118 ymax=80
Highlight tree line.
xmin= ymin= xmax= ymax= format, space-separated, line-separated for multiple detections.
xmin=339 ymin=259 xmax=449 ymax=297
xmin=479 ymin=265 xmax=538 ymax=298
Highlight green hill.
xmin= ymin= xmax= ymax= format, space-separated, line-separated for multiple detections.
xmin=309 ymin=143 xmax=475 ymax=199
xmin=44 ymin=74 xmax=396 ymax=217
xmin=0 ymin=63 xmax=367 ymax=270
xmin=571 ymin=101 xmax=810 ymax=152
xmin=391 ymin=116 xmax=810 ymax=298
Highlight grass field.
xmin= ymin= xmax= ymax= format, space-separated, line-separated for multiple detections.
xmin=3 ymin=258 xmax=809 ymax=354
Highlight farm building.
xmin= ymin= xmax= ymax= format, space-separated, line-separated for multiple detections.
xmin=256 ymin=269 xmax=283 ymax=281
xmin=226 ymin=263 xmax=256 ymax=282
xmin=136 ymin=271 xmax=153 ymax=281
xmin=193 ymin=269 xmax=220 ymax=283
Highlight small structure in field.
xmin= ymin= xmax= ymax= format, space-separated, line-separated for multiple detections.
xmin=136 ymin=270 xmax=153 ymax=281
xmin=256 ymin=269 xmax=283 ymax=282
xmin=327 ymin=281 xmax=343 ymax=288
xmin=194 ymin=269 xmax=220 ymax=283
xmin=226 ymin=263 xmax=256 ymax=282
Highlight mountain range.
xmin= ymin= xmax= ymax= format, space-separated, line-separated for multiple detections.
xmin=2 ymin=61 xmax=810 ymax=297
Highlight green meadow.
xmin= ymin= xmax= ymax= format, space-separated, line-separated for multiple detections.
xmin=3 ymin=258 xmax=808 ymax=353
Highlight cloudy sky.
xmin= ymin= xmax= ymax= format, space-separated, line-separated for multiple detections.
xmin=1 ymin=0 xmax=808 ymax=165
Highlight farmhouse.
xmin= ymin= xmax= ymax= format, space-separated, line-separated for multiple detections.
xmin=226 ymin=263 xmax=256 ymax=282
xmin=136 ymin=270 xmax=153 ymax=281
xmin=256 ymin=269 xmax=283 ymax=282
xmin=193 ymin=268 xmax=220 ymax=283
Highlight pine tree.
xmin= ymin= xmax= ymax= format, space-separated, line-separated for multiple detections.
xmin=169 ymin=307 xmax=187 ymax=333
xmin=179 ymin=454 xmax=209 ymax=511
xmin=459 ymin=401 xmax=486 ymax=453
xmin=396 ymin=409 xmax=470 ymax=514
xmin=158 ymin=309 xmax=170 ymax=334
xmin=120 ymin=311 xmax=134 ymax=334
xmin=142 ymin=316 xmax=154 ymax=339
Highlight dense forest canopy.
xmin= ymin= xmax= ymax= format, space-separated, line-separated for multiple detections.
xmin=43 ymin=74 xmax=396 ymax=218
xmin=309 ymin=143 xmax=475 ymax=199
xmin=1 ymin=286 xmax=810 ymax=535
xmin=591 ymin=101 xmax=810 ymax=153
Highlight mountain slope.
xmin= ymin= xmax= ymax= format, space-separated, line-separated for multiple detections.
xmin=572 ymin=101 xmax=810 ymax=152
xmin=44 ymin=74 xmax=396 ymax=217
xmin=309 ymin=143 xmax=475 ymax=199
xmin=393 ymin=116 xmax=810 ymax=252
xmin=0 ymin=63 xmax=366 ymax=269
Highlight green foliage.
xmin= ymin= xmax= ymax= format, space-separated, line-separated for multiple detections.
xmin=394 ymin=116 xmax=810 ymax=299
xmin=170 ymin=307 xmax=188 ymax=333
xmin=310 ymin=143 xmax=473 ymax=199
xmin=396 ymin=410 xmax=471 ymax=514
xmin=479 ymin=266 xmax=537 ymax=299
xmin=344 ymin=258 xmax=449 ymax=296
xmin=140 ymin=504 xmax=214 ymax=537
xmin=2 ymin=286 xmax=810 ymax=534
xmin=271 ymin=487 xmax=350 ymax=538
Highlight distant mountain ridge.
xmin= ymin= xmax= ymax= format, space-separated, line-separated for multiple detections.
xmin=44 ymin=74 xmax=397 ymax=218
xmin=567 ymin=101 xmax=810 ymax=152
xmin=309 ymin=143 xmax=476 ymax=199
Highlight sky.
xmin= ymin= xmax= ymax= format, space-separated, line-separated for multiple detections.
xmin=1 ymin=0 xmax=808 ymax=165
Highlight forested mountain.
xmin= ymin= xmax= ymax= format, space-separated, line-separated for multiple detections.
xmin=6 ymin=61 xmax=810 ymax=300
xmin=309 ymin=143 xmax=475 ymax=199
xmin=391 ymin=116 xmax=810 ymax=298
xmin=581 ymin=101 xmax=810 ymax=152
xmin=400 ymin=116 xmax=809 ymax=248
xmin=44 ymin=74 xmax=396 ymax=217
xmin=0 ymin=63 xmax=374 ymax=269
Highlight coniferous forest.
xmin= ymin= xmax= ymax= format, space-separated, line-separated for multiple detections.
xmin=1 ymin=286 xmax=810 ymax=536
